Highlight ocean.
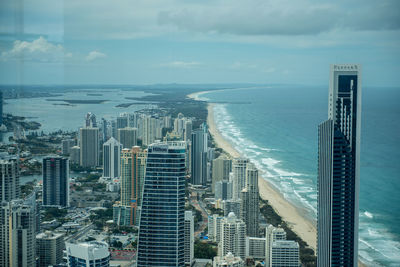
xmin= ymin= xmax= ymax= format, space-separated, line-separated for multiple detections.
xmin=200 ymin=86 xmax=400 ymax=266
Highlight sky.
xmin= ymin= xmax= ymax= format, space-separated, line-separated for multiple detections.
xmin=0 ymin=0 xmax=399 ymax=86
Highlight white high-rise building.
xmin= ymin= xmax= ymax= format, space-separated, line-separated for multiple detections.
xmin=265 ymin=225 xmax=287 ymax=267
xmin=215 ymin=180 xmax=233 ymax=200
xmin=102 ymin=137 xmax=122 ymax=179
xmin=142 ymin=116 xmax=157 ymax=146
xmin=208 ymin=214 xmax=224 ymax=242
xmin=232 ymin=158 xmax=249 ymax=199
xmin=270 ymin=241 xmax=299 ymax=267
xmin=66 ymin=241 xmax=110 ymax=267
xmin=79 ymin=127 xmax=99 ymax=167
xmin=219 ymin=212 xmax=246 ymax=261
xmin=184 ymin=211 xmax=194 ymax=266
xmin=213 ymin=252 xmax=244 ymax=267
xmin=212 ymin=155 xmax=232 ymax=193
xmin=245 ymin=237 xmax=266 ymax=261
xmin=222 ymin=199 xmax=241 ymax=217
xmin=184 ymin=120 xmax=192 ymax=141
xmin=174 ymin=113 xmax=185 ymax=136
xmin=61 ymin=139 xmax=76 ymax=155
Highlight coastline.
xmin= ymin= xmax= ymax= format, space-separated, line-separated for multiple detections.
xmin=190 ymin=90 xmax=368 ymax=266
xmin=207 ymin=102 xmax=317 ymax=250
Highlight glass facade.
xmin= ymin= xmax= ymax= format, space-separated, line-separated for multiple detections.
xmin=318 ymin=65 xmax=361 ymax=267
xmin=137 ymin=142 xmax=186 ymax=267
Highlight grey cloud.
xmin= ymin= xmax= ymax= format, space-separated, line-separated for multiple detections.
xmin=158 ymin=0 xmax=400 ymax=36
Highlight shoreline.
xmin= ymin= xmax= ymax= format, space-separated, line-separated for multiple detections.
xmin=193 ymin=90 xmax=368 ymax=267
xmin=207 ymin=102 xmax=317 ymax=250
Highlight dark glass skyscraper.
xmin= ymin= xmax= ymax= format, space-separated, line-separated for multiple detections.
xmin=318 ymin=64 xmax=361 ymax=267
xmin=137 ymin=142 xmax=186 ymax=267
xmin=43 ymin=157 xmax=69 ymax=207
xmin=191 ymin=124 xmax=207 ymax=185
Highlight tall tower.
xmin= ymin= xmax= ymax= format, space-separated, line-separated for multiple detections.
xmin=0 ymin=157 xmax=19 ymax=202
xmin=0 ymin=200 xmax=36 ymax=267
xmin=184 ymin=211 xmax=194 ymax=267
xmin=317 ymin=64 xmax=361 ymax=267
xmin=137 ymin=142 xmax=186 ymax=267
xmin=102 ymin=137 xmax=122 ymax=179
xmin=115 ymin=146 xmax=146 ymax=226
xmin=191 ymin=129 xmax=207 ymax=185
xmin=42 ymin=157 xmax=69 ymax=207
xmin=212 ymin=155 xmax=232 ymax=193
xmin=79 ymin=127 xmax=99 ymax=167
xmin=219 ymin=212 xmax=246 ymax=261
xmin=117 ymin=127 xmax=137 ymax=149
xmin=240 ymin=163 xmax=259 ymax=237
xmin=232 ymin=158 xmax=249 ymax=200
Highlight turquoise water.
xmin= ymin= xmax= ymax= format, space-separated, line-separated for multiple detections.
xmin=4 ymin=88 xmax=151 ymax=133
xmin=202 ymin=86 xmax=400 ymax=266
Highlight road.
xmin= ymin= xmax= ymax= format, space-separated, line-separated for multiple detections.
xmin=64 ymin=223 xmax=94 ymax=242
xmin=190 ymin=191 xmax=209 ymax=237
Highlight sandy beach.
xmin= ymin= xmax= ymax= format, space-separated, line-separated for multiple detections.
xmin=190 ymin=92 xmax=367 ymax=266
xmin=207 ymin=103 xmax=317 ymax=249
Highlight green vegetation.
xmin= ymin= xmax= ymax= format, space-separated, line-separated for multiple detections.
xmin=194 ymin=240 xmax=217 ymax=259
xmin=185 ymin=205 xmax=203 ymax=231
xmin=42 ymin=207 xmax=68 ymax=222
xmin=207 ymin=206 xmax=224 ymax=216
xmin=20 ymin=181 xmax=35 ymax=198
xmin=260 ymin=199 xmax=317 ymax=266
xmin=90 ymin=208 xmax=113 ymax=229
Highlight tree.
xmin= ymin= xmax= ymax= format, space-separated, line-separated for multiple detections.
xmin=194 ymin=240 xmax=217 ymax=259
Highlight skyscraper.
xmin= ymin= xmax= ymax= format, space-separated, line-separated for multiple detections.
xmin=42 ymin=156 xmax=69 ymax=207
xmin=232 ymin=158 xmax=249 ymax=200
xmin=0 ymin=157 xmax=19 ymax=202
xmin=212 ymin=155 xmax=232 ymax=193
xmin=0 ymin=199 xmax=36 ymax=267
xmin=0 ymin=91 xmax=3 ymax=125
xmin=142 ymin=115 xmax=157 ymax=146
xmin=191 ymin=128 xmax=208 ymax=185
xmin=79 ymin=127 xmax=99 ymax=167
xmin=318 ymin=64 xmax=361 ymax=267
xmin=117 ymin=114 xmax=128 ymax=129
xmin=102 ymin=137 xmax=122 ymax=179
xmin=61 ymin=139 xmax=76 ymax=155
xmin=115 ymin=146 xmax=146 ymax=226
xmin=117 ymin=127 xmax=137 ymax=148
xmin=240 ymin=163 xmax=259 ymax=237
xmin=265 ymin=225 xmax=287 ymax=267
xmin=270 ymin=241 xmax=299 ymax=267
xmin=85 ymin=112 xmax=97 ymax=128
xmin=184 ymin=211 xmax=194 ymax=267
xmin=137 ymin=142 xmax=186 ymax=267
xmin=36 ymin=231 xmax=65 ymax=267
xmin=219 ymin=212 xmax=246 ymax=261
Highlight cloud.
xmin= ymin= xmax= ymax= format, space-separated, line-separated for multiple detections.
xmin=2 ymin=0 xmax=398 ymax=42
xmin=157 ymin=0 xmax=400 ymax=36
xmin=0 ymin=36 xmax=68 ymax=62
xmin=85 ymin=51 xmax=107 ymax=62
xmin=160 ymin=61 xmax=201 ymax=68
